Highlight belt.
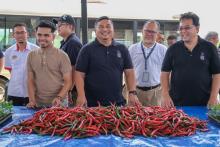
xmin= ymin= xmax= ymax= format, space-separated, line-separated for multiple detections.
xmin=136 ymin=84 xmax=160 ymax=91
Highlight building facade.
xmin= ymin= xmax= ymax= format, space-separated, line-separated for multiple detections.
xmin=0 ymin=15 xmax=179 ymax=50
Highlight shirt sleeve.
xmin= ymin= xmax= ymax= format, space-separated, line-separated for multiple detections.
xmin=4 ymin=49 xmax=12 ymax=70
xmin=122 ymin=45 xmax=133 ymax=69
xmin=209 ymin=44 xmax=220 ymax=74
xmin=161 ymin=46 xmax=173 ymax=72
xmin=75 ymin=46 xmax=89 ymax=73
xmin=59 ymin=51 xmax=72 ymax=74
xmin=27 ymin=51 xmax=33 ymax=73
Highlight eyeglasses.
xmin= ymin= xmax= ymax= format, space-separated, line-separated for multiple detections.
xmin=57 ymin=23 xmax=68 ymax=28
xmin=97 ymin=25 xmax=112 ymax=30
xmin=14 ymin=31 xmax=27 ymax=35
xmin=178 ymin=25 xmax=195 ymax=31
xmin=143 ymin=29 xmax=157 ymax=34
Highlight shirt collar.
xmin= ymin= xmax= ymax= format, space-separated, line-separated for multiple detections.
xmin=180 ymin=35 xmax=202 ymax=49
xmin=26 ymin=42 xmax=34 ymax=51
xmin=61 ymin=33 xmax=75 ymax=45
xmin=14 ymin=42 xmax=32 ymax=51
xmin=141 ymin=41 xmax=156 ymax=49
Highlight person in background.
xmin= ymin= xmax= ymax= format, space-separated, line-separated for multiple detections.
xmin=53 ymin=14 xmax=82 ymax=106
xmin=26 ymin=20 xmax=72 ymax=108
xmin=75 ymin=16 xmax=140 ymax=107
xmin=129 ymin=20 xmax=167 ymax=106
xmin=205 ymin=31 xmax=219 ymax=47
xmin=4 ymin=23 xmax=38 ymax=106
xmin=205 ymin=31 xmax=220 ymax=97
xmin=156 ymin=32 xmax=165 ymax=44
xmin=167 ymin=34 xmax=177 ymax=47
xmin=161 ymin=12 xmax=220 ymax=108
xmin=205 ymin=31 xmax=220 ymax=57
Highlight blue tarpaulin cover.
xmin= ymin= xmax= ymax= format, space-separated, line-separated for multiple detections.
xmin=0 ymin=106 xmax=220 ymax=147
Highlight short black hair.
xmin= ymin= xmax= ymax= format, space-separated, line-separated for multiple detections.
xmin=167 ymin=35 xmax=177 ymax=40
xmin=13 ymin=23 xmax=27 ymax=32
xmin=36 ymin=20 xmax=56 ymax=33
xmin=180 ymin=12 xmax=200 ymax=26
xmin=94 ymin=16 xmax=113 ymax=28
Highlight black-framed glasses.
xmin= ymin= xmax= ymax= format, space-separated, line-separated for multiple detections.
xmin=14 ymin=31 xmax=27 ymax=35
xmin=178 ymin=25 xmax=195 ymax=31
xmin=143 ymin=29 xmax=157 ymax=34
xmin=57 ymin=23 xmax=68 ymax=28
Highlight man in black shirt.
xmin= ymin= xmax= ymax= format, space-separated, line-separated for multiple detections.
xmin=0 ymin=50 xmax=3 ymax=73
xmin=75 ymin=16 xmax=140 ymax=107
xmin=161 ymin=12 xmax=220 ymax=107
xmin=53 ymin=15 xmax=82 ymax=105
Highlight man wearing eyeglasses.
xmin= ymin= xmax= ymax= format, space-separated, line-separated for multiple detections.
xmin=53 ymin=15 xmax=82 ymax=106
xmin=161 ymin=12 xmax=220 ymax=108
xmin=4 ymin=23 xmax=39 ymax=106
xmin=129 ymin=20 xmax=167 ymax=106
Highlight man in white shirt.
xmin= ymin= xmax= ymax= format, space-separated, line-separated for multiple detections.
xmin=129 ymin=20 xmax=167 ymax=106
xmin=5 ymin=23 xmax=38 ymax=106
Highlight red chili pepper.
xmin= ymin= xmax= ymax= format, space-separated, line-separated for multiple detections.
xmin=3 ymin=105 xmax=208 ymax=139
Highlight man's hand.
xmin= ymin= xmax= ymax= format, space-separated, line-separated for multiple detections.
xmin=26 ymin=101 xmax=37 ymax=108
xmin=161 ymin=94 xmax=174 ymax=108
xmin=128 ymin=94 xmax=141 ymax=106
xmin=76 ymin=96 xmax=87 ymax=107
xmin=207 ymin=97 xmax=219 ymax=109
xmin=52 ymin=97 xmax=62 ymax=107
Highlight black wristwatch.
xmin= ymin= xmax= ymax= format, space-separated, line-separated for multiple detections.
xmin=129 ymin=90 xmax=137 ymax=95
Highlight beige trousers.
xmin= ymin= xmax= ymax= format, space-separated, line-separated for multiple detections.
xmin=136 ymin=86 xmax=162 ymax=106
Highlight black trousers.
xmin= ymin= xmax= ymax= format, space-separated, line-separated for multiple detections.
xmin=68 ymin=88 xmax=77 ymax=107
xmin=8 ymin=95 xmax=29 ymax=106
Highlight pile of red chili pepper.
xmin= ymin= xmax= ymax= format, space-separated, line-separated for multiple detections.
xmin=3 ymin=105 xmax=208 ymax=140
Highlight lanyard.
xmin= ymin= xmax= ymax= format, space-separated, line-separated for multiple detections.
xmin=141 ymin=42 xmax=157 ymax=70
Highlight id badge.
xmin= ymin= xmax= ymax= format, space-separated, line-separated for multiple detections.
xmin=142 ymin=71 xmax=149 ymax=82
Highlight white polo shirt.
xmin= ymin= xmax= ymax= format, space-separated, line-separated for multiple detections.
xmin=5 ymin=42 xmax=39 ymax=97
xmin=129 ymin=42 xmax=167 ymax=87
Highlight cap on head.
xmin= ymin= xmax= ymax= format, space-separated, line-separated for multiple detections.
xmin=53 ymin=14 xmax=75 ymax=26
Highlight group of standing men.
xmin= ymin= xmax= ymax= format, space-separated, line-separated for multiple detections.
xmin=4 ymin=12 xmax=220 ymax=108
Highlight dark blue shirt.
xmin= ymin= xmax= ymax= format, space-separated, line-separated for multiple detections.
xmin=162 ymin=37 xmax=220 ymax=106
xmin=60 ymin=33 xmax=82 ymax=65
xmin=0 ymin=50 xmax=3 ymax=58
xmin=76 ymin=39 xmax=133 ymax=107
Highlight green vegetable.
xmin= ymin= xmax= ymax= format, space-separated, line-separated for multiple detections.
xmin=208 ymin=104 xmax=220 ymax=121
xmin=0 ymin=101 xmax=12 ymax=119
